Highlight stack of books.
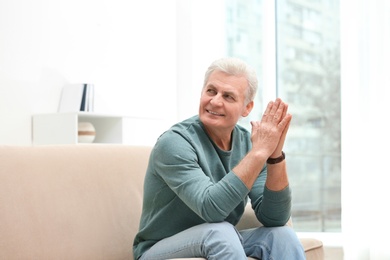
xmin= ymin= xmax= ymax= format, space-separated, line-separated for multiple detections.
xmin=58 ymin=84 xmax=94 ymax=112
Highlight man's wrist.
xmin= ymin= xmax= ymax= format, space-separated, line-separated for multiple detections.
xmin=267 ymin=151 xmax=285 ymax=164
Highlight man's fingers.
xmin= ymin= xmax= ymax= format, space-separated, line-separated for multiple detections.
xmin=262 ymin=101 xmax=273 ymax=120
xmin=271 ymin=100 xmax=287 ymax=123
xmin=269 ymin=98 xmax=281 ymax=116
xmin=261 ymin=98 xmax=291 ymax=128
xmin=278 ymin=113 xmax=292 ymax=130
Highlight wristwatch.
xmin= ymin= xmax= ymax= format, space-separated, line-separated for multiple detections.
xmin=266 ymin=151 xmax=285 ymax=164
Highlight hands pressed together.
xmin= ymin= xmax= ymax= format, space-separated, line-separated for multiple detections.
xmin=250 ymin=98 xmax=292 ymax=159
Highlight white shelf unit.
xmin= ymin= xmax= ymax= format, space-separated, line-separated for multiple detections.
xmin=32 ymin=113 xmax=124 ymax=145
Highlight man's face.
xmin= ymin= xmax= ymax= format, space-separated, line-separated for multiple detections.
xmin=199 ymin=70 xmax=253 ymax=132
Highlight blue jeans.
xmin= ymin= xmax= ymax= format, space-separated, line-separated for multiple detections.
xmin=139 ymin=222 xmax=306 ymax=260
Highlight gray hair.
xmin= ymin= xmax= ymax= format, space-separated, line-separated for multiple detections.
xmin=203 ymin=57 xmax=258 ymax=104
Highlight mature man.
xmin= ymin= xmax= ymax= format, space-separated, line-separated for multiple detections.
xmin=133 ymin=57 xmax=305 ymax=259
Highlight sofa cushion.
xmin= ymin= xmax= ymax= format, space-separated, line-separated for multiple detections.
xmin=0 ymin=145 xmax=151 ymax=260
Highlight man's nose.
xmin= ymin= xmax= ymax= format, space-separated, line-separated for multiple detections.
xmin=210 ymin=94 xmax=223 ymax=106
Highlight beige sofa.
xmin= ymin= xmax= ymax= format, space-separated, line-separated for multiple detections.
xmin=0 ymin=144 xmax=324 ymax=259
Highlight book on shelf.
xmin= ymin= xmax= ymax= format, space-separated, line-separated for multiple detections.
xmin=58 ymin=84 xmax=94 ymax=112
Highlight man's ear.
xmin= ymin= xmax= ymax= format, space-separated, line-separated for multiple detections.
xmin=242 ymin=101 xmax=254 ymax=117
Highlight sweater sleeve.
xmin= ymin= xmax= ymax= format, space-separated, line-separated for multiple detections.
xmin=153 ymin=132 xmax=250 ymax=223
xmin=249 ymin=166 xmax=292 ymax=226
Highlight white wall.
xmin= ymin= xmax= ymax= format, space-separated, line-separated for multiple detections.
xmin=0 ymin=0 xmax=228 ymax=146
xmin=0 ymin=0 xmax=178 ymax=145
xmin=341 ymin=0 xmax=390 ymax=259
xmin=176 ymin=0 xmax=226 ymax=120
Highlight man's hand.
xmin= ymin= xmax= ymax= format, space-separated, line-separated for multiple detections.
xmin=233 ymin=98 xmax=292 ymax=190
xmin=250 ymin=98 xmax=292 ymax=158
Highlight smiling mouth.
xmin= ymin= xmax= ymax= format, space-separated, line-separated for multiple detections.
xmin=207 ymin=110 xmax=224 ymax=116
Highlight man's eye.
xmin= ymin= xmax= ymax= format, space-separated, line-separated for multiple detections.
xmin=207 ymin=89 xmax=216 ymax=94
xmin=224 ymin=95 xmax=235 ymax=101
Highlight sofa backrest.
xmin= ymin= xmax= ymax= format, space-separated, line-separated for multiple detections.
xmin=0 ymin=144 xmax=152 ymax=260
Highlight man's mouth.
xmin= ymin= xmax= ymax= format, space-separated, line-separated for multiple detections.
xmin=207 ymin=110 xmax=224 ymax=116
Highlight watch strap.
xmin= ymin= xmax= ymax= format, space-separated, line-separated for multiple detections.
xmin=266 ymin=151 xmax=285 ymax=164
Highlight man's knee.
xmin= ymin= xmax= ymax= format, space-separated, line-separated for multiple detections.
xmin=201 ymin=222 xmax=246 ymax=259
xmin=241 ymin=226 xmax=305 ymax=259
xmin=266 ymin=226 xmax=298 ymax=240
xmin=203 ymin=222 xmax=241 ymax=242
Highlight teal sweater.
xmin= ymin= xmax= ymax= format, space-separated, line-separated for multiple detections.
xmin=133 ymin=116 xmax=291 ymax=259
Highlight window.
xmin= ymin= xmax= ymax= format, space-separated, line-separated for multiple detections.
xmin=276 ymin=0 xmax=341 ymax=232
xmin=226 ymin=0 xmax=341 ymax=232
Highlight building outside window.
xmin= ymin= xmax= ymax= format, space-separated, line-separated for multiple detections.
xmin=226 ymin=0 xmax=341 ymax=232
